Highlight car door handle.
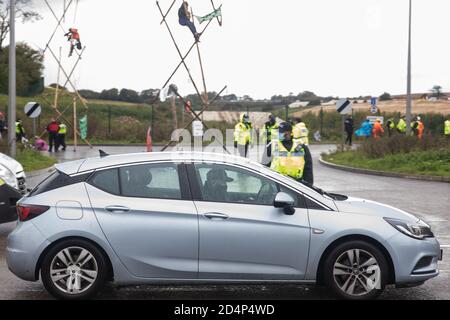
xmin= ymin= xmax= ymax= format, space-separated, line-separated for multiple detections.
xmin=204 ymin=212 xmax=229 ymax=220
xmin=105 ymin=205 xmax=130 ymax=213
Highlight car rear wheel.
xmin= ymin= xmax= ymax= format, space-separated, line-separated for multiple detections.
xmin=324 ymin=240 xmax=388 ymax=300
xmin=41 ymin=239 xmax=108 ymax=300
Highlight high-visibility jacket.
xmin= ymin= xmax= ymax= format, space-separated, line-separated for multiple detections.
xmin=293 ymin=122 xmax=309 ymax=145
xmin=234 ymin=114 xmax=252 ymax=146
xmin=15 ymin=122 xmax=24 ymax=134
xmin=415 ymin=121 xmax=424 ymax=139
xmin=271 ymin=140 xmax=306 ymax=180
xmin=58 ymin=124 xmax=67 ymax=135
xmin=397 ymin=119 xmax=407 ymax=133
xmin=386 ymin=119 xmax=395 ymax=129
xmin=445 ymin=120 xmax=450 ymax=135
xmin=372 ymin=122 xmax=384 ymax=138
xmin=260 ymin=123 xmax=277 ymax=144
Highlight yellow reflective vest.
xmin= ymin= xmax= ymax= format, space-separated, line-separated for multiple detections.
xmin=271 ymin=140 xmax=306 ymax=180
xmin=293 ymin=122 xmax=309 ymax=145
xmin=58 ymin=124 xmax=67 ymax=135
xmin=260 ymin=123 xmax=277 ymax=144
xmin=234 ymin=122 xmax=252 ymax=146
xmin=15 ymin=122 xmax=24 ymax=134
xmin=445 ymin=120 xmax=450 ymax=136
xmin=397 ymin=119 xmax=406 ymax=133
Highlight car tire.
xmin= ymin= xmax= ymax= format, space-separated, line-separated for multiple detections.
xmin=41 ymin=239 xmax=108 ymax=300
xmin=324 ymin=240 xmax=389 ymax=300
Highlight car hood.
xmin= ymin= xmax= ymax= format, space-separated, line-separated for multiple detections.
xmin=0 ymin=153 xmax=24 ymax=174
xmin=334 ymin=197 xmax=419 ymax=223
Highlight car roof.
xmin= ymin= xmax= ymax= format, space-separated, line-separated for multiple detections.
xmin=55 ymin=151 xmax=263 ymax=175
xmin=55 ymin=151 xmax=338 ymax=211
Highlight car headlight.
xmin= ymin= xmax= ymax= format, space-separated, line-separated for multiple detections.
xmin=384 ymin=218 xmax=434 ymax=240
xmin=0 ymin=164 xmax=18 ymax=189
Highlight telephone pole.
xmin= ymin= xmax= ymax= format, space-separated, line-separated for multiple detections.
xmin=7 ymin=0 xmax=16 ymax=157
xmin=405 ymin=0 xmax=413 ymax=135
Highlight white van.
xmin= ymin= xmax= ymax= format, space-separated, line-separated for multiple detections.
xmin=0 ymin=152 xmax=27 ymax=194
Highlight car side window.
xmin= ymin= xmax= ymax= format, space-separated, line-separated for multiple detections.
xmin=119 ymin=163 xmax=182 ymax=200
xmin=194 ymin=164 xmax=280 ymax=206
xmin=89 ymin=169 xmax=120 ymax=195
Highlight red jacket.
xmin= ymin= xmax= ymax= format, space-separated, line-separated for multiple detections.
xmin=47 ymin=122 xmax=59 ymax=134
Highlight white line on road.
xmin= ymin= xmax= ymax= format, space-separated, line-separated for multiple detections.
xmin=440 ymin=245 xmax=450 ymax=248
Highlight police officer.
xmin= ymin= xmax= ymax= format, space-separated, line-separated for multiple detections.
xmin=386 ymin=118 xmax=395 ymax=137
xmin=260 ymin=114 xmax=277 ymax=166
xmin=15 ymin=119 xmax=25 ymax=142
xmin=344 ymin=116 xmax=354 ymax=146
xmin=234 ymin=113 xmax=252 ymax=158
xmin=293 ymin=118 xmax=309 ymax=146
xmin=397 ymin=116 xmax=407 ymax=134
xmin=57 ymin=122 xmax=67 ymax=151
xmin=445 ymin=119 xmax=450 ymax=137
xmin=271 ymin=122 xmax=313 ymax=185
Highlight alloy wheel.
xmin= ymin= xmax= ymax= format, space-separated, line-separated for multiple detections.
xmin=333 ymin=249 xmax=381 ymax=296
xmin=49 ymin=246 xmax=99 ymax=295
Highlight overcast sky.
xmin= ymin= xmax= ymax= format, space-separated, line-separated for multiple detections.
xmin=11 ymin=0 xmax=450 ymax=99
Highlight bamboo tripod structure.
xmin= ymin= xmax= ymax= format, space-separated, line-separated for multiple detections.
xmin=39 ymin=0 xmax=92 ymax=149
xmin=156 ymin=0 xmax=229 ymax=153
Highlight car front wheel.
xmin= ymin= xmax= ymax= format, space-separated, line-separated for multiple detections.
xmin=41 ymin=239 xmax=108 ymax=300
xmin=324 ymin=240 xmax=389 ymax=300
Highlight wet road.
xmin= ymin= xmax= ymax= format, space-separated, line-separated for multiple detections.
xmin=1 ymin=145 xmax=449 ymax=299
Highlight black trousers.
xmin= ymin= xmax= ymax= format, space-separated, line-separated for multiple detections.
xmin=57 ymin=134 xmax=66 ymax=151
xmin=48 ymin=132 xmax=58 ymax=152
xmin=345 ymin=131 xmax=353 ymax=146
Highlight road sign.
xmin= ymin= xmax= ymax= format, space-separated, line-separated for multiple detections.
xmin=336 ymin=99 xmax=352 ymax=115
xmin=371 ymin=97 xmax=378 ymax=106
xmin=367 ymin=116 xmax=384 ymax=124
xmin=370 ymin=105 xmax=378 ymax=114
xmin=192 ymin=120 xmax=204 ymax=137
xmin=24 ymin=102 xmax=41 ymax=119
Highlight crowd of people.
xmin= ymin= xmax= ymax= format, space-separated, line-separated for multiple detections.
xmin=0 ymin=113 xmax=68 ymax=153
xmin=233 ymin=113 xmax=450 ymax=185
xmin=342 ymin=115 xmax=440 ymax=146
xmin=233 ymin=113 xmax=314 ymax=185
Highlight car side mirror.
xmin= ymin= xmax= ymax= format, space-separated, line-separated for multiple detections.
xmin=274 ymin=192 xmax=296 ymax=215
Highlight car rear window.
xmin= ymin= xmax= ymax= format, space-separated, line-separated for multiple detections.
xmin=30 ymin=170 xmax=91 ymax=196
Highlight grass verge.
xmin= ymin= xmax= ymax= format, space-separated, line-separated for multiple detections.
xmin=323 ymin=148 xmax=450 ymax=178
xmin=16 ymin=149 xmax=57 ymax=172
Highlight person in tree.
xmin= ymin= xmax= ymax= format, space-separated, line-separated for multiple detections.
xmin=64 ymin=28 xmax=82 ymax=57
xmin=178 ymin=1 xmax=201 ymax=42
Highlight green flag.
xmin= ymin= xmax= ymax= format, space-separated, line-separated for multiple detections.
xmin=79 ymin=115 xmax=88 ymax=140
xmin=195 ymin=5 xmax=222 ymax=24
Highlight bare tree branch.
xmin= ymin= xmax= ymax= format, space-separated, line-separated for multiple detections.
xmin=0 ymin=0 xmax=42 ymax=51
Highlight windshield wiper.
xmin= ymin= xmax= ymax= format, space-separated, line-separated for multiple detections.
xmin=299 ymin=180 xmax=348 ymax=200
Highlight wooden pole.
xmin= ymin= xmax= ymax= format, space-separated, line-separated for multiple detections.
xmin=191 ymin=8 xmax=209 ymax=105
xmin=53 ymin=47 xmax=62 ymax=110
xmin=73 ymin=97 xmax=77 ymax=152
xmin=171 ymin=96 xmax=178 ymax=131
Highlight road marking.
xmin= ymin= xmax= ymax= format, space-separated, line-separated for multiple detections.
xmin=440 ymin=245 xmax=450 ymax=248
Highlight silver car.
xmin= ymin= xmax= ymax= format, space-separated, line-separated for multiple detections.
xmin=6 ymin=152 xmax=442 ymax=300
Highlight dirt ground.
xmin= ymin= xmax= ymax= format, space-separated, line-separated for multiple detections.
xmin=293 ymin=98 xmax=450 ymax=117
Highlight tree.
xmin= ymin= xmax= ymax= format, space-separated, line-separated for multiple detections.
xmin=379 ymin=92 xmax=392 ymax=101
xmin=430 ymin=85 xmax=442 ymax=99
xmin=99 ymin=88 xmax=119 ymax=101
xmin=119 ymin=88 xmax=142 ymax=103
xmin=0 ymin=42 xmax=43 ymax=95
xmin=0 ymin=0 xmax=41 ymax=51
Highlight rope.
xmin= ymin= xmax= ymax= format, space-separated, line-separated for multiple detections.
xmin=73 ymin=0 xmax=79 ymax=24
